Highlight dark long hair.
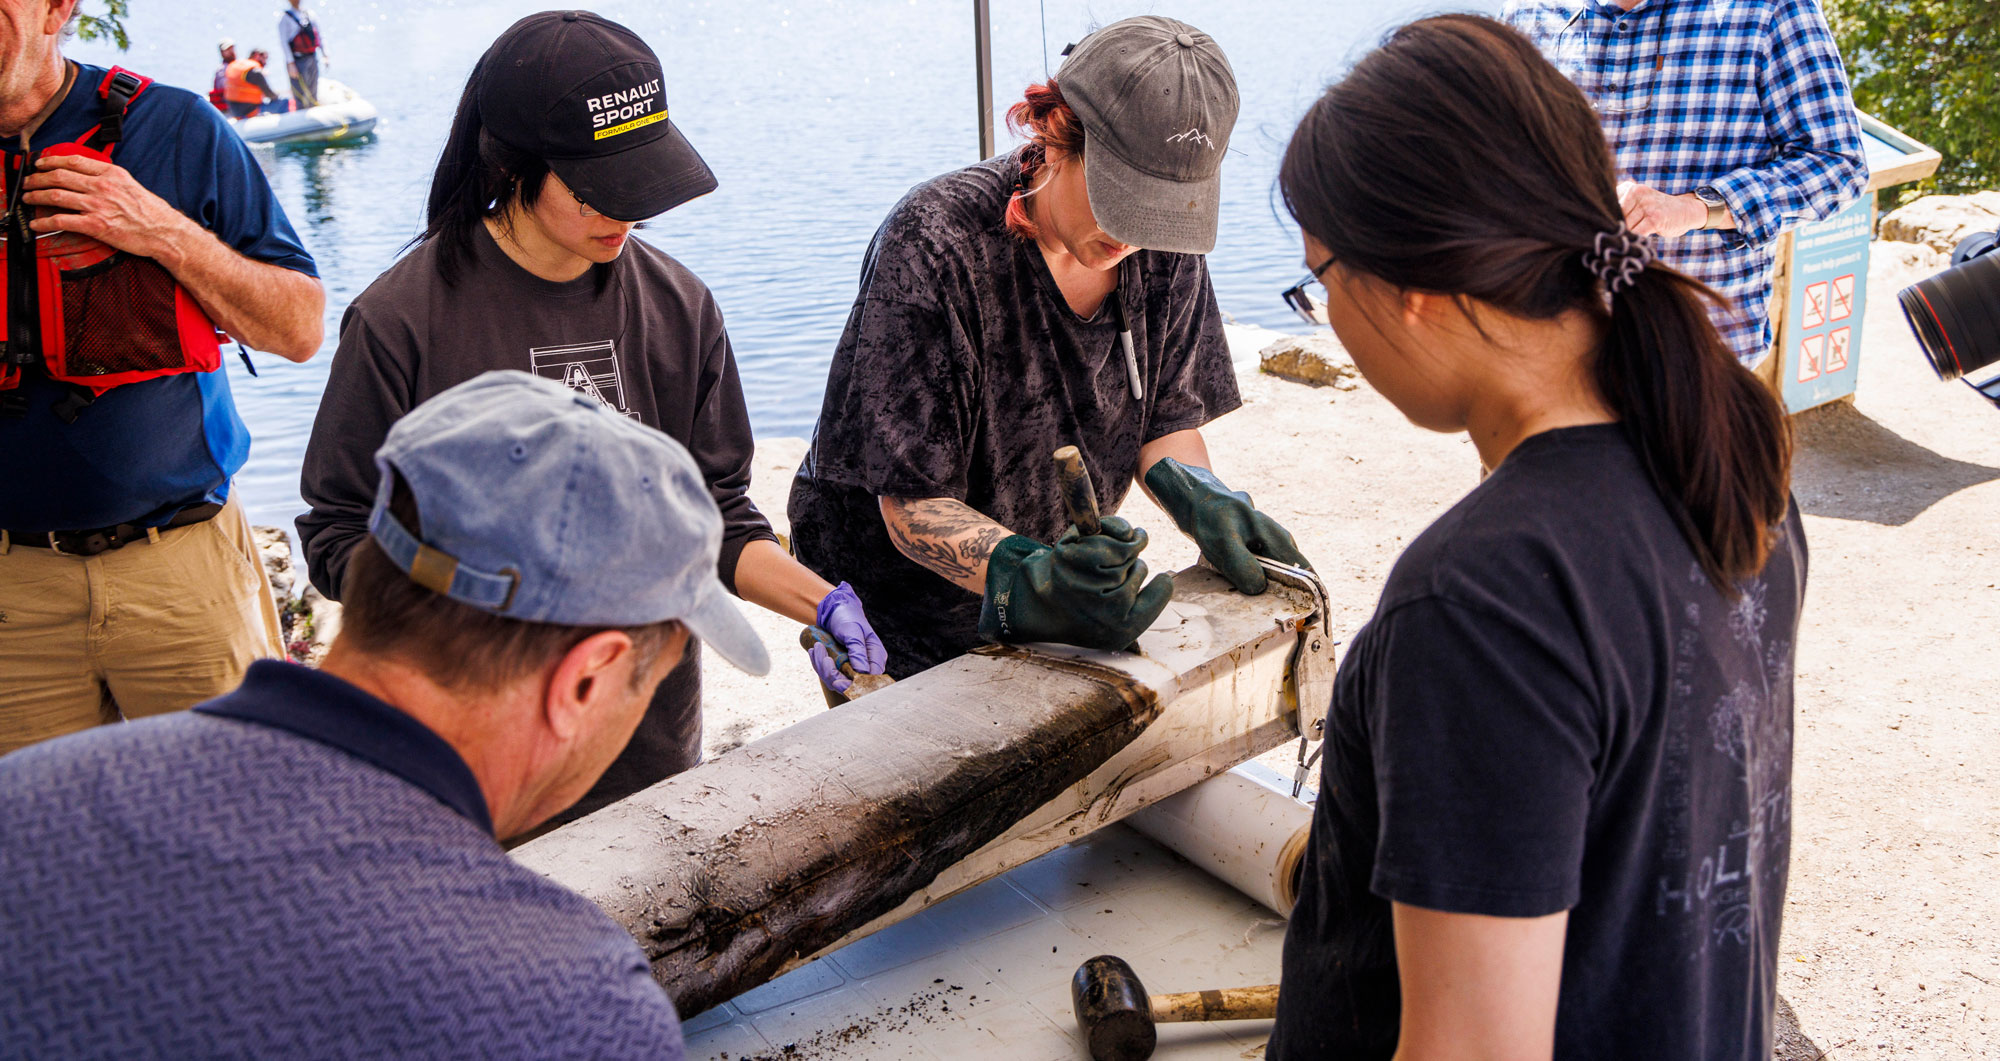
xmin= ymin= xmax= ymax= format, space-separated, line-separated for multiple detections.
xmin=418 ymin=55 xmax=552 ymax=285
xmin=1279 ymin=14 xmax=1791 ymax=589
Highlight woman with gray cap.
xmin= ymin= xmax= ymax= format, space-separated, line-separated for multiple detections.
xmin=297 ymin=11 xmax=884 ymax=823
xmin=790 ymin=16 xmax=1310 ymax=679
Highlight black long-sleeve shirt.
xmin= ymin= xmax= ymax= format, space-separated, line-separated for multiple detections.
xmin=297 ymin=223 xmax=774 ymax=810
xmin=298 ymin=222 xmax=775 ymax=603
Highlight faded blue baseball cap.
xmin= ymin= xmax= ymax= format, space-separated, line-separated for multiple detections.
xmin=367 ymin=370 xmax=769 ymax=676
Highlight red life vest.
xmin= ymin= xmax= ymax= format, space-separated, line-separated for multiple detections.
xmin=2 ymin=68 xmax=224 ymax=409
xmin=287 ymin=17 xmax=323 ymax=59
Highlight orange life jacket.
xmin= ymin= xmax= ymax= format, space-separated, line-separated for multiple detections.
xmin=1 ymin=68 xmax=224 ymax=415
xmin=223 ymin=58 xmax=265 ymax=104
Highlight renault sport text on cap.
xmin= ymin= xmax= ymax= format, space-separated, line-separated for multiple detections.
xmin=367 ymin=370 xmax=770 ymax=676
xmin=477 ymin=10 xmax=718 ymax=222
xmin=1057 ymin=16 xmax=1238 ymax=255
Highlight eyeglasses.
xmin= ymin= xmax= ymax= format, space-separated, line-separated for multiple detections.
xmin=1281 ymin=254 xmax=1337 ymax=326
xmin=558 ymin=180 xmax=601 ymax=218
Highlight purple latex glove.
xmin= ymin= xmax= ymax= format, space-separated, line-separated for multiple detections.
xmin=809 ymin=582 xmax=887 ymax=694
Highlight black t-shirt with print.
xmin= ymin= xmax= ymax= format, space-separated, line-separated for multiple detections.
xmin=1268 ymin=425 xmax=1805 ymax=1061
xmin=788 ymin=156 xmax=1241 ymax=677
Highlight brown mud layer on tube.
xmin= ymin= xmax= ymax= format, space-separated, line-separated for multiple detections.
xmin=515 ymin=647 xmax=1163 ymax=1019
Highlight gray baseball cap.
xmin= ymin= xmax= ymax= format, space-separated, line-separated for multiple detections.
xmin=1057 ymin=16 xmax=1238 ymax=254
xmin=367 ymin=370 xmax=770 ymax=676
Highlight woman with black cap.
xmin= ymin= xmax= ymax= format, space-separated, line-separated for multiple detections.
xmin=298 ymin=11 xmax=884 ymax=822
xmin=788 ymin=15 xmax=1311 ymax=679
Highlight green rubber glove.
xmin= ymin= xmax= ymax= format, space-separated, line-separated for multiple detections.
xmin=978 ymin=516 xmax=1175 ymax=651
xmin=1144 ymin=458 xmax=1312 ymax=595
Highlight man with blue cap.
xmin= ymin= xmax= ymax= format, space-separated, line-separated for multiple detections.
xmin=0 ymin=370 xmax=762 ymax=1057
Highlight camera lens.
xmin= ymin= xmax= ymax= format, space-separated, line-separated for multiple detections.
xmin=1898 ymin=247 xmax=2000 ymax=382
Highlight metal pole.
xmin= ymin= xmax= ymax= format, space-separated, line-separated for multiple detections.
xmin=974 ymin=0 xmax=994 ymax=160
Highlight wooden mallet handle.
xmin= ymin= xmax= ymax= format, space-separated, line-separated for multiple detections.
xmin=1073 ymin=955 xmax=1280 ymax=1061
xmin=1053 ymin=445 xmax=1102 ymax=537
xmin=1149 ymin=984 xmax=1280 ymax=1024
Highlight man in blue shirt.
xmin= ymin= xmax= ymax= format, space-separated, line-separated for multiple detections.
xmin=0 ymin=370 xmax=772 ymax=1058
xmin=0 ymin=0 xmax=324 ymax=755
xmin=1504 ymin=0 xmax=1867 ymax=365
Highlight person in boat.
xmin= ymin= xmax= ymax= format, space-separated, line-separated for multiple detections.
xmin=0 ymin=371 xmax=754 ymax=1058
xmin=297 ymin=11 xmax=885 ymax=823
xmin=0 ymin=0 xmax=324 ymax=755
xmin=279 ymin=0 xmax=325 ymax=108
xmin=788 ymin=15 xmax=1309 ymax=680
xmin=209 ymin=37 xmax=235 ymax=111
xmin=1267 ymin=16 xmax=1802 ymax=1061
xmin=221 ymin=46 xmax=283 ymax=118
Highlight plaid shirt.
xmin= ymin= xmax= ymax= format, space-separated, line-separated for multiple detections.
xmin=1504 ymin=0 xmax=1867 ymax=363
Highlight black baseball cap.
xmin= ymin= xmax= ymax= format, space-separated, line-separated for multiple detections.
xmin=477 ymin=11 xmax=717 ymax=222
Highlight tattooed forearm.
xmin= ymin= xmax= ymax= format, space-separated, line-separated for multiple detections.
xmin=880 ymin=497 xmax=1014 ymax=594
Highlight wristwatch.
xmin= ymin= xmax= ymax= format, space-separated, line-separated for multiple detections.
xmin=1694 ymin=186 xmax=1729 ymax=230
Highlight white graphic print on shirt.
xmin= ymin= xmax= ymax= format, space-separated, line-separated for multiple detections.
xmin=1655 ymin=563 xmax=1792 ymax=951
xmin=529 ymin=341 xmax=638 ymax=418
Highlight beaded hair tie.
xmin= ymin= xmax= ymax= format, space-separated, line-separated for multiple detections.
xmin=1583 ymin=225 xmax=1657 ymax=295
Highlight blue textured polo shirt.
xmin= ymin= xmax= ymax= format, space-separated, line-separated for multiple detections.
xmin=0 ymin=661 xmax=686 ymax=1059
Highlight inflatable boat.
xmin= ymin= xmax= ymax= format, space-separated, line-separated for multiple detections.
xmin=229 ymin=79 xmax=376 ymax=145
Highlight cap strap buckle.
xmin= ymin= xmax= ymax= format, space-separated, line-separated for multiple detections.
xmin=369 ymin=508 xmax=522 ymax=614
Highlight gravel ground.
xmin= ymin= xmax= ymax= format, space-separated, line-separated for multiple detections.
xmin=694 ymin=238 xmax=1998 ymax=1058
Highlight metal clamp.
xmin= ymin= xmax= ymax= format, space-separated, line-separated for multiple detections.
xmin=1255 ymin=556 xmax=1330 ymax=644
xmin=1292 ymin=730 xmax=1325 ymax=800
xmin=1254 ymin=555 xmax=1336 ymax=798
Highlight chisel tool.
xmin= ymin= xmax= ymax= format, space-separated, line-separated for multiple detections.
xmin=799 ymin=625 xmax=896 ymax=701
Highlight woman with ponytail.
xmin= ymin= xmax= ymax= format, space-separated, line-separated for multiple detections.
xmin=790 ymin=17 xmax=1309 ymax=676
xmin=1269 ymin=15 xmax=1801 ymax=1061
xmin=296 ymin=12 xmax=885 ymax=824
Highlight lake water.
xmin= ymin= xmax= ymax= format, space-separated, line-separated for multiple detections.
xmin=68 ymin=0 xmax=1495 ymax=534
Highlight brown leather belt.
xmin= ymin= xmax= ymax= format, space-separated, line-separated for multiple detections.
xmin=6 ymin=502 xmax=225 ymax=557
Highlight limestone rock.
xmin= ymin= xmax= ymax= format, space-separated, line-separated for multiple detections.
xmin=1879 ymin=193 xmax=2000 ymax=257
xmin=251 ymin=525 xmax=294 ymax=605
xmin=1259 ymin=333 xmax=1359 ymax=389
xmin=296 ymin=584 xmax=342 ymax=666
xmin=250 ymin=524 xmax=341 ymax=665
xmin=1871 ymin=239 xmax=1948 ymax=290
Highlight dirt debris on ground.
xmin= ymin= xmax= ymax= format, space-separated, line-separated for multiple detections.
xmin=718 ymin=983 xmax=971 ymax=1061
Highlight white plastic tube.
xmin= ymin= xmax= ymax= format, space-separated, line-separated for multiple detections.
xmin=1126 ymin=763 xmax=1314 ymax=916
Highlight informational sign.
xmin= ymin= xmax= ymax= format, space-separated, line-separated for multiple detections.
xmin=1777 ymin=196 xmax=1871 ymax=412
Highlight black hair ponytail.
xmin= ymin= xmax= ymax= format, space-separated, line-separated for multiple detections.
xmin=1278 ymin=13 xmax=1791 ymax=589
xmin=1599 ymin=265 xmax=1792 ymax=586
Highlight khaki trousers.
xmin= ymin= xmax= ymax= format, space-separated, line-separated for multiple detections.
xmin=0 ymin=495 xmax=283 ymax=756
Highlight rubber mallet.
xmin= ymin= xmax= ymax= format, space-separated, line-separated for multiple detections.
xmin=1070 ymin=954 xmax=1279 ymax=1061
